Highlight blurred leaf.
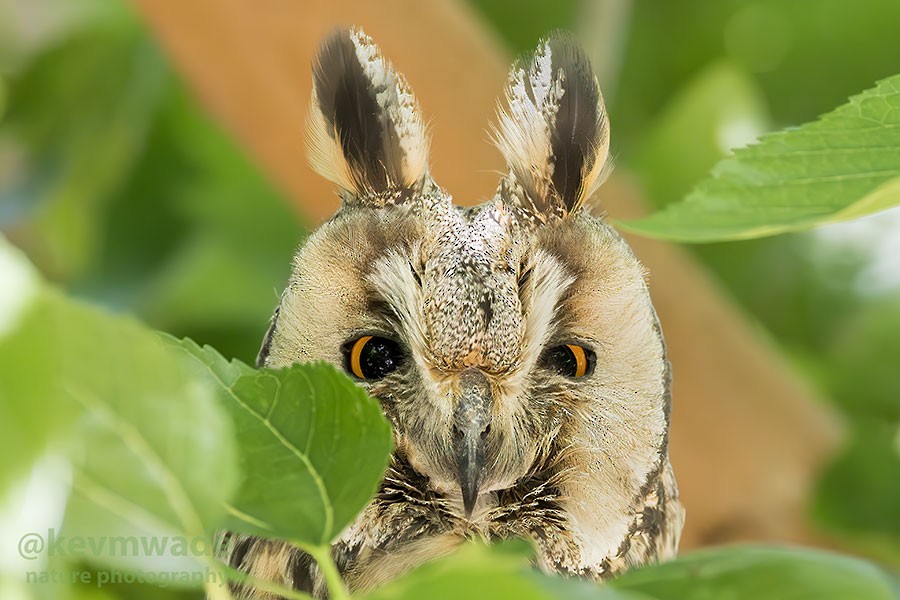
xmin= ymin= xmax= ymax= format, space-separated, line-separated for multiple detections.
xmin=614 ymin=0 xmax=900 ymax=146
xmin=0 ymin=236 xmax=238 ymax=581
xmin=366 ymin=543 xmax=900 ymax=599
xmin=694 ymin=230 xmax=868 ymax=351
xmin=132 ymin=88 xmax=302 ymax=346
xmin=814 ymin=425 xmax=900 ymax=565
xmin=56 ymin=307 xmax=237 ymax=580
xmin=171 ymin=339 xmax=392 ymax=548
xmin=74 ymin=64 xmax=302 ymax=364
xmin=4 ymin=568 xmax=196 ymax=600
xmin=0 ymin=73 xmax=7 ymax=117
xmin=366 ymin=542 xmax=639 ymax=600
xmin=0 ymin=237 xmax=71 ymax=492
xmin=0 ymin=0 xmax=131 ymax=69
xmin=621 ymin=75 xmax=900 ymax=241
xmin=611 ymin=546 xmax=899 ymax=600
xmin=1 ymin=10 xmax=302 ymax=364
xmin=68 ymin=582 xmax=191 ymax=600
xmin=1 ymin=22 xmax=168 ymax=279
xmin=56 ymin=299 xmax=238 ymax=543
xmin=632 ymin=60 xmax=769 ymax=209
xmin=466 ymin=0 xmax=579 ymax=54
xmin=743 ymin=0 xmax=900 ymax=126
xmin=67 ymin=81 xmax=193 ymax=303
xmin=827 ymin=300 xmax=900 ymax=422
xmin=142 ymin=236 xmax=283 ymax=332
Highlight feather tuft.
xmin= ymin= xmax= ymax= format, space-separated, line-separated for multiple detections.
xmin=493 ymin=32 xmax=610 ymax=219
xmin=307 ymin=28 xmax=430 ymax=203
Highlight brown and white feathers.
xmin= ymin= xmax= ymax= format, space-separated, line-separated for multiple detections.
xmin=220 ymin=27 xmax=683 ymax=600
xmin=494 ymin=33 xmax=610 ymax=220
xmin=307 ymin=28 xmax=430 ymax=203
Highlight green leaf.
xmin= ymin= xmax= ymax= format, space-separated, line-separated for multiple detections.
xmin=621 ymin=75 xmax=900 ymax=242
xmin=630 ymin=61 xmax=769 ymax=210
xmin=365 ymin=542 xmax=642 ymax=600
xmin=611 ymin=546 xmax=899 ymax=600
xmin=59 ymin=301 xmax=238 ymax=536
xmin=0 ymin=237 xmax=238 ymax=581
xmin=47 ymin=302 xmax=237 ymax=585
xmin=171 ymin=339 xmax=393 ymax=548
xmin=0 ymin=238 xmax=72 ymax=492
xmin=55 ymin=310 xmax=236 ymax=584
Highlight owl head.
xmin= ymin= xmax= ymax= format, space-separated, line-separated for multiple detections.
xmin=261 ymin=29 xmax=670 ymax=539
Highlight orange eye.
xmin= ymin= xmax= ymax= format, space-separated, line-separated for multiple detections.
xmin=349 ymin=335 xmax=373 ymax=379
xmin=542 ymin=344 xmax=595 ymax=378
xmin=566 ymin=344 xmax=588 ymax=378
xmin=345 ymin=335 xmax=404 ymax=380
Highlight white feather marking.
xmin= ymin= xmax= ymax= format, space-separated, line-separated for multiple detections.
xmin=492 ymin=54 xmax=558 ymax=205
xmin=522 ymin=250 xmax=573 ymax=368
xmin=501 ymin=249 xmax=574 ymax=398
xmin=367 ymin=250 xmax=432 ymax=375
xmin=349 ymin=29 xmax=429 ymax=189
xmin=530 ymin=42 xmax=554 ymax=111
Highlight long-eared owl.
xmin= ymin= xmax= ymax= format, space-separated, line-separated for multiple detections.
xmin=219 ymin=27 xmax=684 ymax=599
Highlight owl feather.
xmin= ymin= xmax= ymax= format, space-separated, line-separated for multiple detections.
xmin=493 ymin=32 xmax=610 ymax=220
xmin=307 ymin=28 xmax=430 ymax=203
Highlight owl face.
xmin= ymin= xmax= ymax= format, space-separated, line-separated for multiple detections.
xmin=261 ymin=29 xmax=670 ymax=544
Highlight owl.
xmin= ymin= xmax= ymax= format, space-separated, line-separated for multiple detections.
xmin=219 ymin=28 xmax=683 ymax=598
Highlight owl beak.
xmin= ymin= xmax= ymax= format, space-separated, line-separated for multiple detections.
xmin=453 ymin=370 xmax=492 ymax=519
xmin=455 ymin=418 xmax=486 ymax=518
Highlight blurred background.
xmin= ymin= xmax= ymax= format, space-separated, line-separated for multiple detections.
xmin=0 ymin=0 xmax=897 ymax=583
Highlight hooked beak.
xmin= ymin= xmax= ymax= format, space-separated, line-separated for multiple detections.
xmin=452 ymin=370 xmax=492 ymax=518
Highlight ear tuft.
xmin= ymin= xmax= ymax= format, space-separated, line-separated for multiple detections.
xmin=307 ymin=28 xmax=430 ymax=203
xmin=493 ymin=32 xmax=610 ymax=220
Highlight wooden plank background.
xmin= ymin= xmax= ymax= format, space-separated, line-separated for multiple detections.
xmin=134 ymin=0 xmax=842 ymax=550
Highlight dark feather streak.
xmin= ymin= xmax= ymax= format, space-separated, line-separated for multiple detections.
xmin=509 ymin=31 xmax=607 ymax=217
xmin=313 ymin=30 xmax=408 ymax=196
xmin=545 ymin=33 xmax=602 ymax=212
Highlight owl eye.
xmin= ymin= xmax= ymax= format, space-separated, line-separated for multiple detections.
xmin=543 ymin=344 xmax=596 ymax=378
xmin=345 ymin=335 xmax=404 ymax=380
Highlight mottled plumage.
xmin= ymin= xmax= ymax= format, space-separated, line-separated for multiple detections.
xmin=218 ymin=28 xmax=684 ymax=599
